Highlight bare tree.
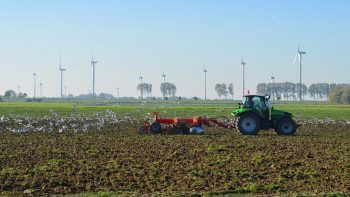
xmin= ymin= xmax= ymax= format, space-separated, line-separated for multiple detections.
xmin=215 ymin=83 xmax=228 ymax=100
xmin=309 ymin=83 xmax=317 ymax=101
xmin=147 ymin=84 xmax=152 ymax=98
xmin=160 ymin=82 xmax=168 ymax=99
xmin=4 ymin=90 xmax=17 ymax=98
xmin=228 ymin=83 xmax=234 ymax=99
xmin=215 ymin=83 xmax=222 ymax=100
xmin=137 ymin=83 xmax=152 ymax=99
xmin=170 ymin=84 xmax=177 ymax=99
xmin=160 ymin=82 xmax=177 ymax=100
xmin=221 ymin=83 xmax=228 ymax=100
xmin=256 ymin=83 xmax=268 ymax=95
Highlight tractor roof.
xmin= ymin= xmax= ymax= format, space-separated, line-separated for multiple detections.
xmin=243 ymin=94 xmax=265 ymax=98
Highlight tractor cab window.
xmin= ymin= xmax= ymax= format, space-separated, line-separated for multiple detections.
xmin=252 ymin=96 xmax=266 ymax=111
xmin=243 ymin=97 xmax=254 ymax=108
xmin=243 ymin=96 xmax=266 ymax=111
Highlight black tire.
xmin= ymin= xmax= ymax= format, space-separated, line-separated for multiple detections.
xmin=150 ymin=122 xmax=162 ymax=134
xmin=139 ymin=126 xmax=147 ymax=134
xmin=180 ymin=126 xmax=190 ymax=134
xmin=171 ymin=127 xmax=182 ymax=135
xmin=275 ymin=117 xmax=297 ymax=136
xmin=177 ymin=122 xmax=189 ymax=134
xmin=236 ymin=112 xmax=260 ymax=135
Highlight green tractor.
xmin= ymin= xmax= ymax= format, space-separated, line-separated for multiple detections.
xmin=232 ymin=95 xmax=298 ymax=135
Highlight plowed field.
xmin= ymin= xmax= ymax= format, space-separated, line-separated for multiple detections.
xmin=1 ymin=121 xmax=350 ymax=196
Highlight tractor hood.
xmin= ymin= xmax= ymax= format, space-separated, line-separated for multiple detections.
xmin=231 ymin=108 xmax=254 ymax=116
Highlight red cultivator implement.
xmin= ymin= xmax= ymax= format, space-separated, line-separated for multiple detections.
xmin=139 ymin=112 xmax=235 ymax=134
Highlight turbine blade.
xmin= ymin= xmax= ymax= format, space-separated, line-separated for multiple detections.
xmin=59 ymin=50 xmax=62 ymax=69
xmin=292 ymin=53 xmax=298 ymax=65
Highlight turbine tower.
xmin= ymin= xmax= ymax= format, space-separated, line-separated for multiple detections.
xmin=161 ymin=72 xmax=166 ymax=82
xmin=270 ymin=74 xmax=275 ymax=100
xmin=139 ymin=74 xmax=143 ymax=83
xmin=203 ymin=66 xmax=207 ymax=100
xmin=91 ymin=56 xmax=98 ymax=100
xmin=33 ymin=72 xmax=37 ymax=98
xmin=241 ymin=59 xmax=246 ymax=96
xmin=59 ymin=55 xmax=67 ymax=99
xmin=293 ymin=45 xmax=306 ymax=101
xmin=40 ymin=79 xmax=43 ymax=98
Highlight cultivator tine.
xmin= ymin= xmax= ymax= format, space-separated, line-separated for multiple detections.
xmin=208 ymin=118 xmax=236 ymax=130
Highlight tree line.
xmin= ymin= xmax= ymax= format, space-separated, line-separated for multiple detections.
xmin=2 ymin=82 xmax=349 ymax=103
xmin=214 ymin=83 xmax=234 ymax=100
xmin=256 ymin=82 xmax=307 ymax=101
xmin=328 ymin=84 xmax=350 ymax=104
xmin=160 ymin=82 xmax=177 ymax=99
xmin=137 ymin=82 xmax=177 ymax=100
xmin=256 ymin=82 xmax=350 ymax=102
xmin=137 ymin=83 xmax=153 ymax=99
xmin=134 ymin=81 xmax=349 ymax=102
xmin=1 ymin=90 xmax=28 ymax=98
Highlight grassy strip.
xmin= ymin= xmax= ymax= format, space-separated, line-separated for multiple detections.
xmin=0 ymin=102 xmax=349 ymax=120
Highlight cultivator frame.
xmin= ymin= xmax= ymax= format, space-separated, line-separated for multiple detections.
xmin=139 ymin=112 xmax=235 ymax=134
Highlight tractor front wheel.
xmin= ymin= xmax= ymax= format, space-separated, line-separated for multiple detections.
xmin=275 ymin=117 xmax=297 ymax=136
xmin=150 ymin=122 xmax=162 ymax=134
xmin=236 ymin=113 xmax=260 ymax=135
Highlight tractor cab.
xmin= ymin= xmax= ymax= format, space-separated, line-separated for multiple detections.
xmin=242 ymin=95 xmax=267 ymax=109
xmin=240 ymin=95 xmax=269 ymax=119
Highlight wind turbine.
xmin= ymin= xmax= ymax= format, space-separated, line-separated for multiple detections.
xmin=91 ymin=56 xmax=98 ymax=100
xmin=161 ymin=72 xmax=166 ymax=82
xmin=293 ymin=45 xmax=306 ymax=101
xmin=33 ymin=72 xmax=37 ymax=98
xmin=59 ymin=55 xmax=67 ymax=99
xmin=241 ymin=59 xmax=246 ymax=96
xmin=270 ymin=74 xmax=275 ymax=100
xmin=203 ymin=66 xmax=207 ymax=100
xmin=40 ymin=79 xmax=43 ymax=98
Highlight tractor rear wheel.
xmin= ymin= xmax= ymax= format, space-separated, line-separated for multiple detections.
xmin=150 ymin=122 xmax=162 ymax=134
xmin=236 ymin=112 xmax=260 ymax=135
xmin=275 ymin=117 xmax=297 ymax=136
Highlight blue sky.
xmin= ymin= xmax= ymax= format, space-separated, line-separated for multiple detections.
xmin=0 ymin=0 xmax=349 ymax=99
